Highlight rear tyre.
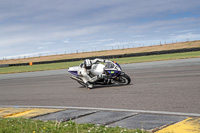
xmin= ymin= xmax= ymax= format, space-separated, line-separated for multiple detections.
xmin=115 ymin=74 xmax=131 ymax=85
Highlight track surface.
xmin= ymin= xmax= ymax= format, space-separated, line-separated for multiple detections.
xmin=0 ymin=58 xmax=200 ymax=114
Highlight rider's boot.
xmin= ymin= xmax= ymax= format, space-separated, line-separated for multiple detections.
xmin=86 ymin=82 xmax=93 ymax=89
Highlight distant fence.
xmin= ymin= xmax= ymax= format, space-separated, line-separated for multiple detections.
xmin=1 ymin=47 xmax=200 ymax=67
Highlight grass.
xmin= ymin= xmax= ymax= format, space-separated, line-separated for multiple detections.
xmin=114 ymin=51 xmax=200 ymax=64
xmin=0 ymin=61 xmax=82 ymax=74
xmin=0 ymin=51 xmax=200 ymax=74
xmin=0 ymin=117 xmax=148 ymax=133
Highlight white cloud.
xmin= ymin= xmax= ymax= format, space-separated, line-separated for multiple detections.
xmin=37 ymin=47 xmax=43 ymax=50
xmin=40 ymin=42 xmax=55 ymax=45
xmin=132 ymin=35 xmax=146 ymax=38
xmin=0 ymin=0 xmax=200 ymax=58
xmin=63 ymin=40 xmax=69 ymax=43
xmin=127 ymin=17 xmax=200 ymax=37
xmin=98 ymin=39 xmax=113 ymax=42
xmin=176 ymin=29 xmax=197 ymax=33
xmin=174 ymin=33 xmax=200 ymax=40
xmin=106 ymin=42 xmax=129 ymax=46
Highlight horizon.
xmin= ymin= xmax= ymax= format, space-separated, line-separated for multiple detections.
xmin=1 ymin=40 xmax=199 ymax=61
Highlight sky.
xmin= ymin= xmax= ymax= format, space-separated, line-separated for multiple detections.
xmin=0 ymin=0 xmax=200 ymax=59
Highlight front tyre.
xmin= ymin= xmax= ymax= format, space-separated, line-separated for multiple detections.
xmin=115 ymin=74 xmax=131 ymax=85
xmin=77 ymin=81 xmax=86 ymax=87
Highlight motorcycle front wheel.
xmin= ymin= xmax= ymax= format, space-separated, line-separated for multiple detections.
xmin=114 ymin=74 xmax=131 ymax=85
xmin=77 ymin=81 xmax=86 ymax=87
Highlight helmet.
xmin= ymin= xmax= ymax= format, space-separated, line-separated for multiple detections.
xmin=84 ymin=59 xmax=92 ymax=69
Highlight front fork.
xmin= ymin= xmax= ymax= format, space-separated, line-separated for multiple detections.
xmin=113 ymin=72 xmax=125 ymax=83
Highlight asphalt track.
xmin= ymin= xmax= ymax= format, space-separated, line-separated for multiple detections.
xmin=0 ymin=58 xmax=200 ymax=114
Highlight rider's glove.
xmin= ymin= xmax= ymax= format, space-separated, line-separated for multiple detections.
xmin=104 ymin=59 xmax=110 ymax=63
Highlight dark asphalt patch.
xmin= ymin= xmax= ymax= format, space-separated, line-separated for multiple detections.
xmin=73 ymin=111 xmax=137 ymax=125
xmin=109 ymin=114 xmax=187 ymax=130
xmin=34 ymin=109 xmax=98 ymax=122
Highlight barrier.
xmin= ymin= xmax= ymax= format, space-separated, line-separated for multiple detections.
xmin=0 ymin=64 xmax=9 ymax=68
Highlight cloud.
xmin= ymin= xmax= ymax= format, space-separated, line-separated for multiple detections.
xmin=0 ymin=0 xmax=200 ymax=58
xmin=176 ymin=29 xmax=197 ymax=33
xmin=98 ymin=39 xmax=113 ymax=42
xmin=40 ymin=42 xmax=55 ymax=45
xmin=1 ymin=0 xmax=199 ymax=25
xmin=106 ymin=42 xmax=129 ymax=46
xmin=174 ymin=33 xmax=200 ymax=40
xmin=37 ymin=47 xmax=44 ymax=50
xmin=126 ymin=17 xmax=200 ymax=37
xmin=63 ymin=40 xmax=69 ymax=43
xmin=132 ymin=35 xmax=146 ymax=38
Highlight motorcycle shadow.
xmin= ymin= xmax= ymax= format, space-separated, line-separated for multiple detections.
xmin=79 ymin=84 xmax=132 ymax=89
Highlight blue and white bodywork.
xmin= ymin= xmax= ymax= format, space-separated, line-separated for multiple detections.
xmin=104 ymin=61 xmax=122 ymax=77
xmin=68 ymin=66 xmax=79 ymax=77
xmin=68 ymin=60 xmax=131 ymax=88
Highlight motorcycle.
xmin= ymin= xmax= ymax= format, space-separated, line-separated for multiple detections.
xmin=68 ymin=60 xmax=131 ymax=88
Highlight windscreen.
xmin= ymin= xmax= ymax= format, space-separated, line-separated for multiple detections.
xmin=105 ymin=62 xmax=115 ymax=69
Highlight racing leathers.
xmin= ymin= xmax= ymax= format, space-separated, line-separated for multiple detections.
xmin=78 ymin=58 xmax=108 ymax=88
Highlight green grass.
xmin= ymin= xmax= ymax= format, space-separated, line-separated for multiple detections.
xmin=0 ymin=61 xmax=83 ymax=74
xmin=0 ymin=117 xmax=148 ymax=133
xmin=114 ymin=51 xmax=200 ymax=64
xmin=0 ymin=51 xmax=200 ymax=74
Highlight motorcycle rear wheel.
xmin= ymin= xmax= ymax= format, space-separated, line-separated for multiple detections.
xmin=115 ymin=74 xmax=131 ymax=85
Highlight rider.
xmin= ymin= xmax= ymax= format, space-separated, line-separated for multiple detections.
xmin=78 ymin=58 xmax=109 ymax=89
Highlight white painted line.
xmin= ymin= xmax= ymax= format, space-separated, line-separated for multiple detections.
xmin=1 ymin=105 xmax=200 ymax=117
